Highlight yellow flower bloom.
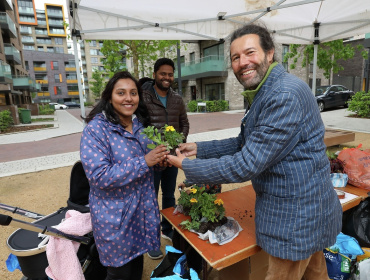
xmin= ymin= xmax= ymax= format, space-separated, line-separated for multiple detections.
xmin=190 ymin=188 xmax=197 ymax=194
xmin=214 ymin=199 xmax=224 ymax=206
xmin=165 ymin=126 xmax=175 ymax=132
xmin=343 ymin=147 xmax=348 ymax=150
xmin=190 ymin=198 xmax=198 ymax=203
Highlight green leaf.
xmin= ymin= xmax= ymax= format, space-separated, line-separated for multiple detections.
xmin=147 ymin=144 xmax=157 ymax=149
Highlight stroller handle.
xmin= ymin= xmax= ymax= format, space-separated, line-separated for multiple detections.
xmin=0 ymin=213 xmax=12 ymax=226
xmin=0 ymin=213 xmax=91 ymax=245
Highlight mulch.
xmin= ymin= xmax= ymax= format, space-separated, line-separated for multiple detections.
xmin=0 ymin=125 xmax=53 ymax=134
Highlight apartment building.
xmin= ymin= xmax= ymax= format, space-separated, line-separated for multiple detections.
xmin=0 ymin=0 xmax=35 ymax=124
xmin=175 ymin=39 xmax=329 ymax=110
xmin=15 ymin=0 xmax=82 ymax=103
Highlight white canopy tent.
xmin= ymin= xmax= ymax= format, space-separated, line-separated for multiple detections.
xmin=67 ymin=0 xmax=370 ymax=118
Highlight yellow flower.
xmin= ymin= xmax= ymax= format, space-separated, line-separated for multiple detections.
xmin=190 ymin=198 xmax=198 ymax=203
xmin=165 ymin=126 xmax=175 ymax=132
xmin=190 ymin=188 xmax=197 ymax=194
xmin=214 ymin=199 xmax=224 ymax=206
xmin=343 ymin=147 xmax=348 ymax=150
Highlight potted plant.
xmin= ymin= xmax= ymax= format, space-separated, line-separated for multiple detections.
xmin=177 ymin=185 xmax=227 ymax=234
xmin=141 ymin=124 xmax=185 ymax=155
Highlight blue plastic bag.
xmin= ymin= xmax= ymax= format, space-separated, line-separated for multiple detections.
xmin=330 ymin=232 xmax=364 ymax=260
xmin=324 ymin=248 xmax=352 ymax=280
xmin=330 ymin=173 xmax=348 ymax=188
xmin=151 ymin=246 xmax=200 ymax=280
xmin=5 ymin=254 xmax=21 ymax=272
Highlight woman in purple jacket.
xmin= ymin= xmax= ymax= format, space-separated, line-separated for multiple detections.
xmin=80 ymin=71 xmax=168 ymax=280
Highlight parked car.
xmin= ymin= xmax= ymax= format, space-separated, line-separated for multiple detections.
xmin=50 ymin=103 xmax=68 ymax=110
xmin=315 ymin=85 xmax=354 ymax=112
xmin=64 ymin=101 xmax=80 ymax=108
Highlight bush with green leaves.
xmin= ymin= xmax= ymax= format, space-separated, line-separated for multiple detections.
xmin=347 ymin=91 xmax=370 ymax=118
xmin=187 ymin=99 xmax=229 ymax=113
xmin=0 ymin=110 xmax=14 ymax=132
xmin=39 ymin=104 xmax=55 ymax=115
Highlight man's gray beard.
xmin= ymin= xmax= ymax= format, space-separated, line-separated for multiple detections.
xmin=238 ymin=56 xmax=270 ymax=90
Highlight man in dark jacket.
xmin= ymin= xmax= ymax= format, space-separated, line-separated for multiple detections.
xmin=141 ymin=58 xmax=189 ymax=259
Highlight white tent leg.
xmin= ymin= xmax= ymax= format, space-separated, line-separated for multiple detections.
xmin=312 ymin=44 xmax=318 ymax=95
xmin=73 ymin=35 xmax=86 ymax=125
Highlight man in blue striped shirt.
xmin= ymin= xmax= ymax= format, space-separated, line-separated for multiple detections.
xmin=167 ymin=24 xmax=342 ymax=280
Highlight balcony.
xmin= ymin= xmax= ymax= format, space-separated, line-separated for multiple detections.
xmin=18 ymin=7 xmax=35 ymax=15
xmin=34 ymin=66 xmax=47 ymax=72
xmin=0 ymin=13 xmax=17 ymax=38
xmin=4 ymin=44 xmax=22 ymax=65
xmin=13 ymin=76 xmax=38 ymax=91
xmin=174 ymin=55 xmax=228 ymax=81
xmin=0 ymin=62 xmax=12 ymax=84
xmin=0 ymin=0 xmax=12 ymax=11
xmin=20 ymin=26 xmax=32 ymax=34
xmin=21 ymin=36 xmax=35 ymax=44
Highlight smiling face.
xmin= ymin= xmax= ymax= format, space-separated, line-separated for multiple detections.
xmin=110 ymin=78 xmax=139 ymax=125
xmin=153 ymin=64 xmax=174 ymax=94
xmin=230 ymin=34 xmax=274 ymax=90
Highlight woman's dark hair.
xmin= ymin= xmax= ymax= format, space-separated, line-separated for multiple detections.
xmin=230 ymin=24 xmax=276 ymax=62
xmin=84 ymin=71 xmax=150 ymax=127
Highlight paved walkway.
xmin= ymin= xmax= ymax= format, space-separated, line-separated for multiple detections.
xmin=0 ymin=108 xmax=368 ymax=178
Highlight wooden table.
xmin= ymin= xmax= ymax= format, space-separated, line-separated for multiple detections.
xmin=324 ymin=128 xmax=355 ymax=147
xmin=161 ymin=183 xmax=369 ymax=279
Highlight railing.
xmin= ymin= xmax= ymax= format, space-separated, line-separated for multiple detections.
xmin=0 ymin=12 xmax=17 ymax=38
xmin=175 ymin=55 xmax=227 ymax=78
xmin=4 ymin=44 xmax=21 ymax=64
xmin=13 ymin=76 xmax=37 ymax=91
xmin=0 ymin=63 xmax=12 ymax=83
xmin=18 ymin=7 xmax=35 ymax=15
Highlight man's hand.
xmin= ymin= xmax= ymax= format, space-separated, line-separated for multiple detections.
xmin=166 ymin=148 xmax=186 ymax=169
xmin=145 ymin=145 xmax=169 ymax=167
xmin=177 ymin=143 xmax=197 ymax=157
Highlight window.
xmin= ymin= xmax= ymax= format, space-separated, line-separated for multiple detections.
xmin=51 ymin=61 xmax=59 ymax=70
xmin=34 ymin=61 xmax=46 ymax=68
xmin=205 ymin=83 xmax=225 ymax=101
xmin=65 ymin=61 xmax=76 ymax=68
xmin=37 ymin=46 xmax=44 ymax=51
xmin=91 ymin=57 xmax=98 ymax=64
xmin=36 ymin=37 xmax=52 ymax=44
xmin=54 ymin=86 xmax=62 ymax=95
xmin=190 ymin=52 xmax=195 ymax=64
xmin=54 ymin=38 xmax=63 ymax=45
xmin=89 ymin=40 xmax=97 ymax=47
xmin=203 ymin=44 xmax=224 ymax=60
xmin=90 ymin=49 xmax=98 ymax=55
xmin=25 ymin=61 xmax=29 ymax=70
xmin=55 ymin=47 xmax=64 ymax=53
xmin=40 ymin=85 xmax=49 ymax=92
xmin=20 ymin=26 xmax=32 ymax=34
xmin=23 ymin=45 xmax=35 ymax=50
xmin=36 ymin=74 xmax=48 ymax=81
xmin=35 ymin=28 xmax=47 ymax=35
xmin=173 ymin=56 xmax=185 ymax=67
xmin=47 ymin=47 xmax=54 ymax=53
xmin=55 ymin=74 xmax=61 ymax=82
xmin=68 ymin=85 xmax=79 ymax=91
xmin=282 ymin=44 xmax=289 ymax=71
xmin=66 ymin=73 xmax=77 ymax=80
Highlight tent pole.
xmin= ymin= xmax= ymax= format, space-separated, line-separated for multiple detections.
xmin=312 ymin=44 xmax=318 ymax=95
xmin=72 ymin=34 xmax=86 ymax=124
xmin=177 ymin=42 xmax=182 ymax=96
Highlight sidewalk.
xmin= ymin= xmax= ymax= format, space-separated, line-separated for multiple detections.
xmin=0 ymin=108 xmax=368 ymax=178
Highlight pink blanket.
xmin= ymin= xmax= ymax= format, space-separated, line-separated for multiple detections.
xmin=45 ymin=210 xmax=92 ymax=280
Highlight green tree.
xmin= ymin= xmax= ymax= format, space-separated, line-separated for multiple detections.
xmin=89 ymin=69 xmax=106 ymax=99
xmin=100 ymin=40 xmax=179 ymax=79
xmin=284 ymin=40 xmax=368 ymax=83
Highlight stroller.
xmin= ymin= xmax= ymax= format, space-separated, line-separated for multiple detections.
xmin=0 ymin=161 xmax=107 ymax=280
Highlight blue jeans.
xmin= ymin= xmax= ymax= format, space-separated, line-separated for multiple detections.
xmin=154 ymin=166 xmax=178 ymax=235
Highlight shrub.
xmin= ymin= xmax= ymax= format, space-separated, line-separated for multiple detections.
xmin=39 ymin=104 xmax=55 ymax=115
xmin=84 ymin=101 xmax=94 ymax=107
xmin=187 ymin=99 xmax=229 ymax=113
xmin=347 ymin=91 xmax=370 ymax=118
xmin=0 ymin=110 xmax=14 ymax=132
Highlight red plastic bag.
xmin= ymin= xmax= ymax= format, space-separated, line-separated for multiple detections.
xmin=337 ymin=144 xmax=370 ymax=190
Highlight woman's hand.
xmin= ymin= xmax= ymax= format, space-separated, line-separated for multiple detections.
xmin=177 ymin=143 xmax=197 ymax=157
xmin=145 ymin=145 xmax=169 ymax=167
